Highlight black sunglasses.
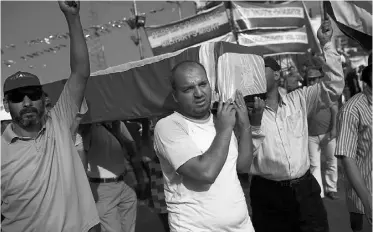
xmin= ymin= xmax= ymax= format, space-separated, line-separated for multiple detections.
xmin=7 ymin=88 xmax=43 ymax=103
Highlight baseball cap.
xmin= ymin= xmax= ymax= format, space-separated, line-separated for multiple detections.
xmin=264 ymin=57 xmax=281 ymax=72
xmin=3 ymin=71 xmax=41 ymax=93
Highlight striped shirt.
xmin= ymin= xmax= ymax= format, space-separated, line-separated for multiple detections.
xmin=335 ymin=87 xmax=372 ymax=214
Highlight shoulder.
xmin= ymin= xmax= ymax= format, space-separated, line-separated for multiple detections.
xmin=340 ymin=93 xmax=365 ymax=113
xmin=154 ymin=113 xmax=188 ymax=137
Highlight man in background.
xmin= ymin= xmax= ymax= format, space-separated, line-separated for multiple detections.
xmin=307 ymin=68 xmax=339 ymax=200
xmin=76 ymin=120 xmax=147 ymax=232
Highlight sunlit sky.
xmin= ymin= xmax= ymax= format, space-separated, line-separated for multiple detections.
xmin=1 ymin=1 xmax=321 ymax=92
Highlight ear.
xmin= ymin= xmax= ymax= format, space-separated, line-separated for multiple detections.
xmin=274 ymin=72 xmax=281 ymax=81
xmin=3 ymin=98 xmax=10 ymax=113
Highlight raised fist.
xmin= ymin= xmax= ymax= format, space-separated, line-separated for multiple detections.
xmin=58 ymin=1 xmax=80 ymax=15
xmin=317 ymin=15 xmax=333 ymax=47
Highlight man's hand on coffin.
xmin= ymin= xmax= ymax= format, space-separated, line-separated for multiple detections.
xmin=247 ymin=97 xmax=265 ymax=127
xmin=233 ymin=90 xmax=250 ymax=130
xmin=215 ymin=99 xmax=236 ymax=133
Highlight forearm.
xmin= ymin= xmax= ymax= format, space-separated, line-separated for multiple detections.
xmin=342 ymin=157 xmax=371 ymax=204
xmin=113 ymin=132 xmax=138 ymax=157
xmin=251 ymin=126 xmax=265 ymax=153
xmin=197 ymin=129 xmax=233 ymax=181
xmin=330 ymin=106 xmax=338 ymax=131
xmin=65 ymin=15 xmax=90 ymax=78
xmin=237 ymin=126 xmax=253 ymax=173
xmin=320 ymin=42 xmax=344 ymax=104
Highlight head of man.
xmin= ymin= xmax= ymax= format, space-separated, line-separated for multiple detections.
xmin=307 ymin=68 xmax=323 ymax=86
xmin=361 ymin=64 xmax=372 ymax=89
xmin=264 ymin=57 xmax=281 ymax=92
xmin=3 ymin=71 xmax=45 ymax=129
xmin=171 ymin=61 xmax=212 ymax=120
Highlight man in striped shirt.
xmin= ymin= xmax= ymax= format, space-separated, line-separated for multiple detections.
xmin=336 ymin=64 xmax=372 ymax=232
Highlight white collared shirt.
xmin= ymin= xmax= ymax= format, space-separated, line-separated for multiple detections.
xmin=250 ymin=42 xmax=344 ymax=181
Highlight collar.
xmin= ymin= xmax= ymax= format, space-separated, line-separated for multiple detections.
xmin=363 ymin=87 xmax=372 ymax=105
xmin=2 ymin=113 xmax=49 ymax=144
xmin=264 ymin=89 xmax=287 ymax=111
xmin=278 ymin=88 xmax=287 ymax=106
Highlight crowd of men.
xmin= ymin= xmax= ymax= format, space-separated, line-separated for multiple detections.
xmin=1 ymin=2 xmax=372 ymax=232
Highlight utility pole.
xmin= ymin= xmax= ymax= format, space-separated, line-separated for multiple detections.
xmin=133 ymin=0 xmax=144 ymax=59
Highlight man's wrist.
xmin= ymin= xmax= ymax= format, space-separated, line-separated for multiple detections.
xmin=238 ymin=123 xmax=251 ymax=133
xmin=216 ymin=127 xmax=233 ymax=139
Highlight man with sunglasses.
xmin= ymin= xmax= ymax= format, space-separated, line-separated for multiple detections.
xmin=1 ymin=1 xmax=99 ymax=232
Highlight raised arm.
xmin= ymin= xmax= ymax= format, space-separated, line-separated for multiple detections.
xmin=154 ymin=100 xmax=236 ymax=185
xmin=304 ymin=17 xmax=344 ymax=116
xmin=234 ymin=91 xmax=253 ymax=173
xmin=53 ymin=1 xmax=90 ymax=127
xmin=60 ymin=1 xmax=90 ymax=107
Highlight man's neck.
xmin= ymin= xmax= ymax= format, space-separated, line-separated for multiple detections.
xmin=176 ymin=110 xmax=211 ymax=123
xmin=265 ymin=86 xmax=280 ymax=111
xmin=12 ymin=123 xmax=42 ymax=139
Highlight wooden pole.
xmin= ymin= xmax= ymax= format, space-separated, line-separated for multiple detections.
xmin=178 ymin=2 xmax=182 ymax=20
xmin=133 ymin=0 xmax=144 ymax=59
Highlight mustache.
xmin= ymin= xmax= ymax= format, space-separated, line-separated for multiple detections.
xmin=19 ymin=107 xmax=38 ymax=116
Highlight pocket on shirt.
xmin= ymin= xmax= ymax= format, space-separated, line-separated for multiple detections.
xmin=286 ymin=110 xmax=304 ymax=138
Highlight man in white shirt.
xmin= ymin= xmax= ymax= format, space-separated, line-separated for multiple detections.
xmin=154 ymin=61 xmax=255 ymax=232
xmin=249 ymin=17 xmax=344 ymax=232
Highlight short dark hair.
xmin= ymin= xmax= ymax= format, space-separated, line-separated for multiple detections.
xmin=361 ymin=64 xmax=372 ymax=88
xmin=170 ymin=60 xmax=207 ymax=90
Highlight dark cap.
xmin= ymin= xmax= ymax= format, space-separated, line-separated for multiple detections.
xmin=264 ymin=57 xmax=281 ymax=71
xmin=3 ymin=71 xmax=41 ymax=93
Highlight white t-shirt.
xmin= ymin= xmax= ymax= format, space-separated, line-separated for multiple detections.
xmin=154 ymin=112 xmax=254 ymax=232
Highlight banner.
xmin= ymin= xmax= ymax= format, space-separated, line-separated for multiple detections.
xmin=42 ymin=42 xmax=265 ymax=123
xmin=238 ymin=27 xmax=309 ymax=56
xmin=146 ymin=4 xmax=230 ymax=55
xmin=232 ymin=1 xmax=305 ymax=31
xmin=324 ymin=0 xmax=372 ymax=51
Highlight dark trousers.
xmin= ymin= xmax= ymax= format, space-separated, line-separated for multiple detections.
xmin=250 ymin=171 xmax=329 ymax=232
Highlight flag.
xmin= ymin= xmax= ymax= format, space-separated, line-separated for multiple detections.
xmin=324 ymin=0 xmax=372 ymax=51
xmin=42 ymin=42 xmax=265 ymax=123
xmin=145 ymin=3 xmax=231 ymax=55
xmin=238 ymin=27 xmax=309 ymax=56
xmin=232 ymin=1 xmax=306 ymax=31
xmin=231 ymin=1 xmax=321 ymax=55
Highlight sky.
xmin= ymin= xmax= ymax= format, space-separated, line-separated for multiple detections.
xmin=1 ymin=0 xmax=322 ymax=92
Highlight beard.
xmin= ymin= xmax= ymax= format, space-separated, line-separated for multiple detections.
xmin=12 ymin=106 xmax=45 ymax=128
